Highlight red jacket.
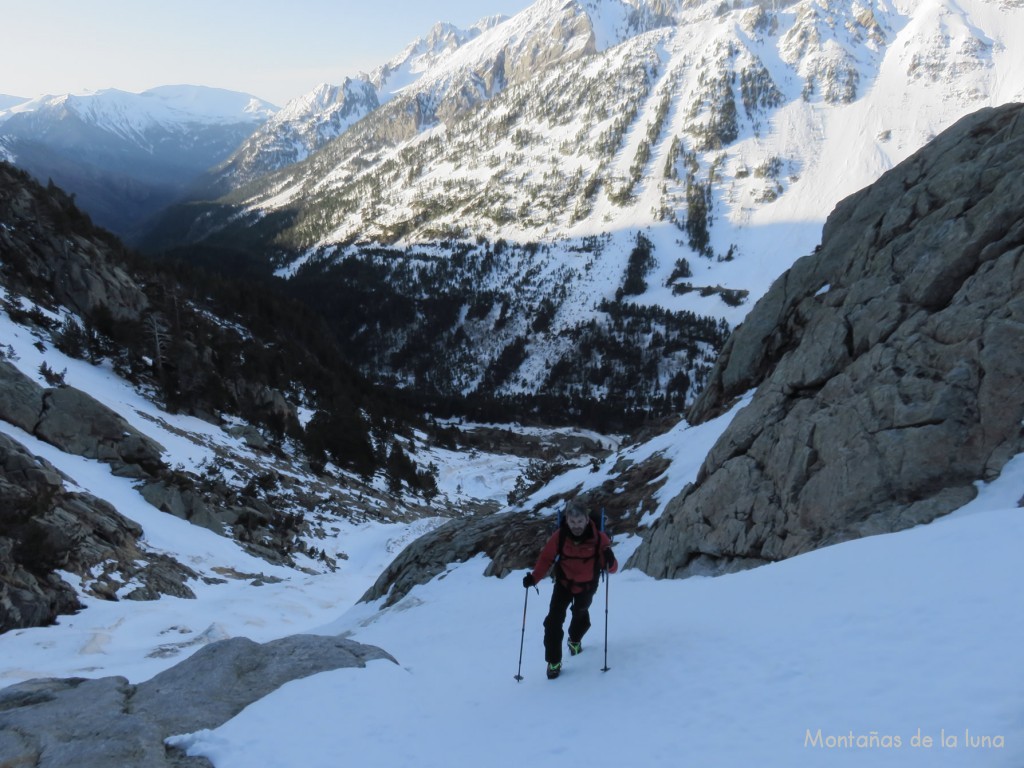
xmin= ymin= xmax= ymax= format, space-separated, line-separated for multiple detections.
xmin=530 ymin=521 xmax=617 ymax=593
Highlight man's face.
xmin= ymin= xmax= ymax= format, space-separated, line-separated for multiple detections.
xmin=567 ymin=511 xmax=588 ymax=536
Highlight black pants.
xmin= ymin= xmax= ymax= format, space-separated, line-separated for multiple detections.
xmin=543 ymin=580 xmax=596 ymax=664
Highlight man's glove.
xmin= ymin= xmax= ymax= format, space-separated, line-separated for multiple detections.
xmin=522 ymin=572 xmax=535 ymax=588
xmin=603 ymin=548 xmax=616 ymax=572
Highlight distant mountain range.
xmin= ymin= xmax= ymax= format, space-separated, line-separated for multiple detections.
xmin=0 ymin=17 xmax=512 ymax=240
xmin=0 ymin=86 xmax=276 ymax=238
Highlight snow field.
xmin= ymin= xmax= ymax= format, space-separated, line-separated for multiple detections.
xmin=171 ymin=458 xmax=1024 ymax=767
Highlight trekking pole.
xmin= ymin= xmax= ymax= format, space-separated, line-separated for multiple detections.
xmin=600 ymin=506 xmax=611 ymax=673
xmin=601 ymin=570 xmax=610 ymax=672
xmin=514 ymin=584 xmax=534 ymax=682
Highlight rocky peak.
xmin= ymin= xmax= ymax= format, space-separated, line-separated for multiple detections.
xmin=629 ymin=101 xmax=1024 ymax=578
xmin=367 ymin=18 xmax=501 ymax=100
xmin=213 ymin=78 xmax=380 ymax=188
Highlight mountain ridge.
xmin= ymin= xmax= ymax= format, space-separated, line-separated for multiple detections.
xmin=137 ymin=0 xmax=1024 ymax=427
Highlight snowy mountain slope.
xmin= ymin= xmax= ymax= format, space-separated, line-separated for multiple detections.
xmin=0 ymin=204 xmax=621 ymax=629
xmin=175 ymin=484 xmax=1024 ymax=768
xmin=171 ymin=0 xmax=1023 ymax=262
xmin=207 ymin=5 xmax=622 ymax=193
xmin=210 ymin=16 xmax=517 ymax=193
xmin=369 ymin=17 xmax=510 ymax=100
xmin=3 ymin=364 xmax=1021 ymax=766
xmin=0 ymin=95 xmax=27 ymax=111
xmin=0 ymin=267 xmax=623 ymax=657
xmin=1 ymin=162 xmax=619 ymax=635
xmin=209 ymin=79 xmax=380 ymax=191
xmin=0 ymin=279 xmax=533 ymax=558
xmin=141 ymin=0 xmax=1023 ymax=423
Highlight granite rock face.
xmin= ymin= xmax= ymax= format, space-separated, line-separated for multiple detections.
xmin=630 ymin=103 xmax=1024 ymax=578
xmin=0 ymin=634 xmax=395 ymax=768
xmin=0 ymin=163 xmax=150 ymax=319
xmin=0 ymin=431 xmax=195 ymax=633
xmin=0 ymin=360 xmax=166 ymax=477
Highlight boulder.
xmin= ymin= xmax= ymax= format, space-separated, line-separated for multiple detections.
xmin=131 ymin=634 xmax=395 ymax=736
xmin=0 ymin=536 xmax=81 ymax=632
xmin=360 ymin=510 xmax=551 ymax=607
xmin=0 ymin=360 xmax=166 ymax=477
xmin=0 ymin=676 xmax=170 ymax=768
xmin=35 ymin=385 xmax=165 ymax=476
xmin=0 ymin=432 xmax=195 ymax=633
xmin=139 ymin=480 xmax=228 ymax=534
xmin=0 ymin=634 xmax=395 ymax=768
xmin=630 ymin=102 xmax=1024 ymax=579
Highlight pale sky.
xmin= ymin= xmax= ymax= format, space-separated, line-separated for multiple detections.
xmin=0 ymin=0 xmax=535 ymax=106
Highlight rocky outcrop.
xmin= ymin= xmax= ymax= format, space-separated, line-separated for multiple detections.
xmin=0 ymin=431 xmax=195 ymax=633
xmin=36 ymin=385 xmax=165 ymax=476
xmin=0 ymin=163 xmax=150 ymax=320
xmin=138 ymin=480 xmax=233 ymax=534
xmin=0 ymin=360 xmax=42 ymax=432
xmin=630 ymin=102 xmax=1024 ymax=578
xmin=361 ymin=452 xmax=667 ymax=606
xmin=360 ymin=510 xmax=551 ymax=607
xmin=0 ymin=360 xmax=165 ymax=477
xmin=0 ymin=539 xmax=81 ymax=633
xmin=0 ymin=634 xmax=395 ymax=768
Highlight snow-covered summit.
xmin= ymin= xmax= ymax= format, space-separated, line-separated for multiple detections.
xmin=140 ymin=84 xmax=278 ymax=122
xmin=213 ymin=16 xmax=509 ymax=189
xmin=0 ymin=85 xmax=276 ymax=134
xmin=211 ymin=78 xmax=380 ymax=188
xmin=273 ymin=81 xmax=369 ymax=123
xmin=369 ymin=17 xmax=509 ymax=99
